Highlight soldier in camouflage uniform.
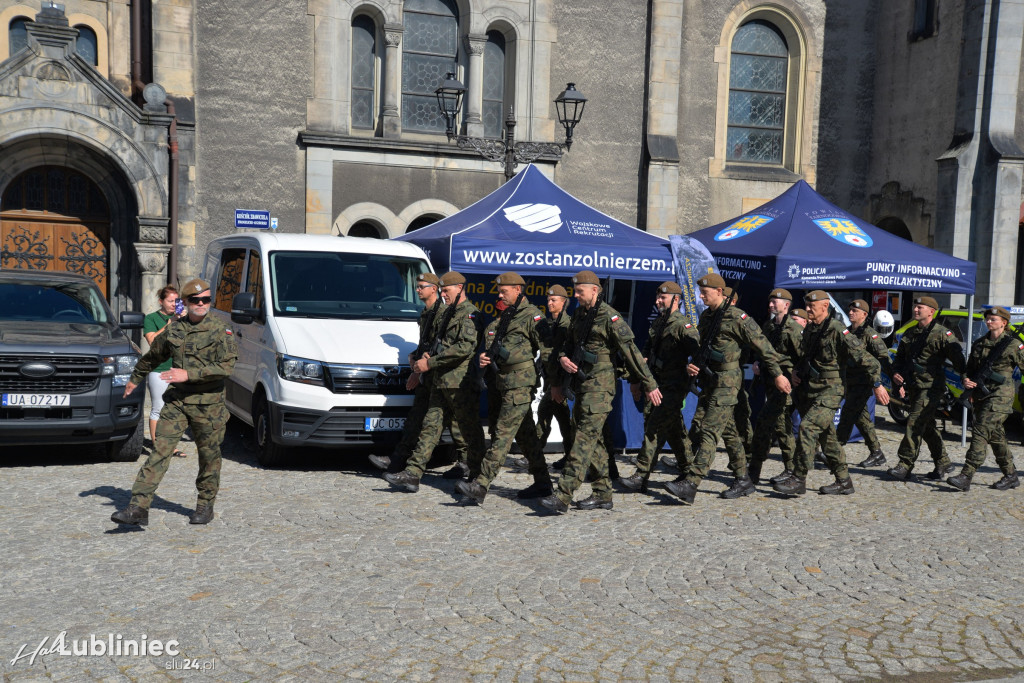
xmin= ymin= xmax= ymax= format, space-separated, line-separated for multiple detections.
xmin=456 ymin=272 xmax=553 ymax=504
xmin=619 ymin=281 xmax=699 ymax=493
xmin=748 ymin=288 xmax=803 ymax=485
xmin=110 ymin=278 xmax=238 ymax=526
xmin=536 ymin=285 xmax=575 ymax=462
xmin=774 ymin=290 xmax=890 ymax=496
xmin=947 ymin=307 xmax=1024 ymax=491
xmin=540 ymin=270 xmax=661 ymax=513
xmin=382 ymin=271 xmax=485 ymax=492
xmin=666 ymin=274 xmax=791 ymax=504
xmin=836 ymin=299 xmax=893 ymax=468
xmin=887 ymin=296 xmax=966 ymax=482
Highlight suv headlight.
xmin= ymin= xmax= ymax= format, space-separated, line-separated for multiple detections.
xmin=277 ymin=354 xmax=325 ymax=386
xmin=102 ymin=354 xmax=139 ymax=387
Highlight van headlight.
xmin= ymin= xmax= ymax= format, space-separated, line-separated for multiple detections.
xmin=277 ymin=354 xmax=325 ymax=386
xmin=102 ymin=354 xmax=139 ymax=387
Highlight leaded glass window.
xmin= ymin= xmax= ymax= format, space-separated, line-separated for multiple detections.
xmin=402 ymin=0 xmax=458 ymax=133
xmin=727 ymin=20 xmax=787 ymax=164
xmin=482 ymin=32 xmax=505 ymax=138
xmin=75 ymin=25 xmax=98 ymax=66
xmin=351 ymin=15 xmax=377 ymax=130
xmin=9 ymin=18 xmax=28 ymax=57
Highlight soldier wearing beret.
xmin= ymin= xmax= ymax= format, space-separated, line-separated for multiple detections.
xmin=619 ymin=281 xmax=699 ymax=493
xmin=535 ymin=284 xmax=576 ymax=466
xmin=774 ymin=290 xmax=890 ymax=496
xmin=947 ymin=307 xmax=1024 ymax=491
xmin=748 ymin=288 xmax=804 ymax=484
xmin=791 ymin=309 xmax=808 ymax=328
xmin=666 ymin=274 xmax=791 ymax=504
xmin=836 ymin=299 xmax=893 ymax=468
xmin=382 ymin=271 xmax=486 ymax=493
xmin=540 ymin=270 xmax=661 ymax=513
xmin=111 ymin=278 xmax=238 ymax=526
xmin=887 ymin=296 xmax=965 ymax=482
xmin=456 ymin=272 xmax=554 ymax=504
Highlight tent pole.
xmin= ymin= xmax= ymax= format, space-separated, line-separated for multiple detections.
xmin=961 ymin=293 xmax=974 ymax=447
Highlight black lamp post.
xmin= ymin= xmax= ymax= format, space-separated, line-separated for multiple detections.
xmin=434 ymin=73 xmax=587 ymax=181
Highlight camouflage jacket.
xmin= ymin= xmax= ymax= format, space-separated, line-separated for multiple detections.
xmin=845 ymin=324 xmax=892 ymax=385
xmin=965 ymin=332 xmax=1024 ymax=412
xmin=798 ymin=318 xmax=880 ymax=401
xmin=894 ymin=320 xmax=965 ymax=391
xmin=412 ymin=298 xmax=445 ymax=387
xmin=560 ymin=302 xmax=657 ymax=394
xmin=130 ymin=314 xmax=238 ymax=405
xmin=643 ymin=309 xmax=699 ymax=389
xmin=697 ymin=305 xmax=785 ymax=400
xmin=759 ymin=314 xmax=803 ymax=377
xmin=425 ymin=298 xmax=481 ymax=389
xmin=483 ymin=298 xmax=544 ymax=391
xmin=537 ymin=309 xmax=570 ymax=381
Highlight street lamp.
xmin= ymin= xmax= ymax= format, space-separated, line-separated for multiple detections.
xmin=434 ymin=73 xmax=587 ymax=181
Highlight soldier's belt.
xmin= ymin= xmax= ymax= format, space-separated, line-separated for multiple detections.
xmin=499 ymin=360 xmax=535 ymax=374
xmin=173 ymin=380 xmax=225 ymax=394
xmin=708 ymin=361 xmax=740 ymax=371
xmin=813 ymin=370 xmax=841 ymax=379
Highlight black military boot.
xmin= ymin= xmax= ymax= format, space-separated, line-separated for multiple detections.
xmin=665 ymin=477 xmax=698 ymax=505
xmin=926 ymin=461 xmax=956 ymax=480
xmin=946 ymin=471 xmax=972 ymax=491
xmin=383 ymin=470 xmax=420 ymax=492
xmin=819 ymin=477 xmax=854 ymax=495
xmin=455 ymin=479 xmax=487 ymax=505
xmin=110 ymin=504 xmax=149 ymax=526
xmin=618 ymin=473 xmax=649 ymax=493
xmin=368 ymin=454 xmax=391 ymax=471
xmin=574 ymin=495 xmax=613 ymax=510
xmin=720 ymin=475 xmax=755 ymax=499
xmin=189 ymin=504 xmax=214 ymax=524
xmin=992 ymin=473 xmax=1020 ymax=490
xmin=550 ymin=456 xmax=567 ymax=470
xmin=539 ymin=494 xmax=569 ymax=515
xmin=857 ymin=450 xmax=886 ymax=467
xmin=887 ymin=464 xmax=912 ymax=481
xmin=772 ymin=476 xmax=806 ymax=496
xmin=516 ymin=479 xmax=553 ymax=499
xmin=660 ymin=455 xmax=678 ymax=470
xmin=770 ymin=469 xmax=795 ymax=485
xmin=441 ymin=461 xmax=470 ymax=479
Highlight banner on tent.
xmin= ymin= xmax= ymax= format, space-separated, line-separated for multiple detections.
xmin=451 ymin=238 xmax=674 ymax=281
xmin=669 ymin=235 xmax=718 ymax=325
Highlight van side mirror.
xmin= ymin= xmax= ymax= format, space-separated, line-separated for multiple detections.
xmin=231 ymin=292 xmax=260 ymax=324
xmin=120 ymin=311 xmax=144 ymax=329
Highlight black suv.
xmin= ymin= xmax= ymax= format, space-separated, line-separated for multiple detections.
xmin=0 ymin=270 xmax=146 ymax=461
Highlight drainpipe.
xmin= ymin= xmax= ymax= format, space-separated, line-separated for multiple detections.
xmin=130 ymin=0 xmax=144 ymax=101
xmin=165 ymin=98 xmax=179 ymax=286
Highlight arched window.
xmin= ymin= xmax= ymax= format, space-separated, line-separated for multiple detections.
xmin=402 ymin=0 xmax=459 ymax=133
xmin=351 ymin=15 xmax=378 ymax=130
xmin=75 ymin=25 xmax=98 ymax=65
xmin=482 ymin=31 xmax=506 ymax=139
xmin=406 ymin=215 xmax=440 ymax=233
xmin=727 ymin=20 xmax=787 ymax=164
xmin=349 ymin=221 xmax=383 ymax=238
xmin=9 ymin=17 xmax=28 ymax=57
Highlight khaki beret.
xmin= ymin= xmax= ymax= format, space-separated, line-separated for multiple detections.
xmin=697 ymin=273 xmax=726 ymax=289
xmin=804 ymin=289 xmax=830 ymax=303
xmin=439 ymin=271 xmax=466 ymax=286
xmin=769 ymin=288 xmax=792 ymax=302
xmin=546 ymin=284 xmax=568 ymax=298
xmin=657 ymin=281 xmax=683 ymax=295
xmin=181 ymin=278 xmax=210 ymax=296
xmin=417 ymin=273 xmax=440 ymax=286
xmin=572 ymin=270 xmax=601 ymax=286
xmin=914 ymin=295 xmax=939 ymax=311
xmin=849 ymin=299 xmax=870 ymax=314
xmin=986 ymin=306 xmax=1011 ymax=322
xmin=494 ymin=271 xmax=526 ymax=286
xmin=791 ymin=308 xmax=808 ymax=319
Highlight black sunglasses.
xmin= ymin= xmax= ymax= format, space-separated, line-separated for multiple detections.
xmin=187 ymin=296 xmax=212 ymax=305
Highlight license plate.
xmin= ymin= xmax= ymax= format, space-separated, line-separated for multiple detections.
xmin=2 ymin=393 xmax=70 ymax=407
xmin=364 ymin=417 xmax=405 ymax=432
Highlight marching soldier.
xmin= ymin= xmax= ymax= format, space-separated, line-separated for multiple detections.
xmin=619 ymin=281 xmax=699 ymax=493
xmin=456 ymin=272 xmax=553 ymax=504
xmin=540 ymin=270 xmax=660 ymax=513
xmin=536 ymin=285 xmax=575 ymax=463
xmin=947 ymin=307 xmax=1024 ymax=491
xmin=748 ymin=288 xmax=803 ymax=485
xmin=836 ymin=299 xmax=892 ymax=468
xmin=887 ymin=296 xmax=966 ymax=482
xmin=791 ymin=309 xmax=808 ymax=328
xmin=381 ymin=271 xmax=485 ymax=492
xmin=774 ymin=291 xmax=890 ymax=496
xmin=666 ymin=274 xmax=791 ymax=504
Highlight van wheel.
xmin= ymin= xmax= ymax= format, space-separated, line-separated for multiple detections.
xmin=107 ymin=419 xmax=145 ymax=462
xmin=254 ymin=397 xmax=288 ymax=467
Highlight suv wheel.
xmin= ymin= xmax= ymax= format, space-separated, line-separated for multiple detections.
xmin=106 ymin=419 xmax=144 ymax=462
xmin=254 ymin=396 xmax=288 ymax=467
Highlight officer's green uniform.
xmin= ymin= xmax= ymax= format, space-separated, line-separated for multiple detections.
xmin=836 ymin=323 xmax=892 ymax=453
xmin=403 ymin=297 xmax=486 ymax=477
xmin=536 ymin=308 xmax=575 ymax=458
xmin=554 ymin=302 xmax=656 ymax=505
xmin=791 ymin=312 xmax=881 ymax=482
xmin=126 ymin=310 xmax=237 ymax=511
xmin=893 ymin=315 xmax=965 ymax=473
xmin=749 ymin=313 xmax=803 ymax=478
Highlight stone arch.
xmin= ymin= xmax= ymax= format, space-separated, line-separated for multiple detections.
xmin=868 ymin=181 xmax=930 ymax=246
xmin=396 ymin=199 xmax=460 ymax=236
xmin=333 ymin=202 xmax=397 ymax=237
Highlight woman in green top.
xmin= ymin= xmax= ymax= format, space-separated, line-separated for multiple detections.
xmin=143 ymin=285 xmax=185 ymax=455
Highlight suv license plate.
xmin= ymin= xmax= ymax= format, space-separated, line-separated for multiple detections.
xmin=2 ymin=393 xmax=70 ymax=407
xmin=364 ymin=417 xmax=405 ymax=432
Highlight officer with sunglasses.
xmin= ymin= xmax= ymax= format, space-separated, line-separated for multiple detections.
xmin=111 ymin=278 xmax=237 ymax=527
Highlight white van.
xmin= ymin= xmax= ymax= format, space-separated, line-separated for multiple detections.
xmin=202 ymin=233 xmax=434 ymax=466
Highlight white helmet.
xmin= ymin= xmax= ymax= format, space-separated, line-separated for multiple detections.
xmin=873 ymin=310 xmax=895 ymax=338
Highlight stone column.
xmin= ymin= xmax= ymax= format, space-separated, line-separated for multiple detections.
xmin=133 ymin=241 xmax=172 ymax=353
xmin=643 ymin=0 xmax=683 ymax=236
xmin=464 ymin=34 xmax=486 ymax=138
xmin=382 ymin=24 xmax=403 ymax=138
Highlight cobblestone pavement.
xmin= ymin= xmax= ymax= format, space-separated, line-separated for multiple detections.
xmin=3 ymin=408 xmax=1024 ymax=682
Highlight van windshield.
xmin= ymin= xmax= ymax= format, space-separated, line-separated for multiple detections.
xmin=269 ymin=251 xmax=429 ymax=320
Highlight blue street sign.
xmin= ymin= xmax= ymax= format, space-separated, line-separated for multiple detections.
xmin=235 ymin=209 xmax=271 ymax=229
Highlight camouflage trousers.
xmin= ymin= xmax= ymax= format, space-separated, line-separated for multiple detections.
xmin=634 ymin=388 xmax=691 ymax=477
xmin=963 ymin=401 xmax=1015 ymax=476
xmin=687 ymin=389 xmax=748 ymax=484
xmin=406 ymin=385 xmax=485 ymax=478
xmin=792 ymin=387 xmax=847 ymax=479
xmin=689 ymin=386 xmax=748 ymax=465
xmin=896 ymin=386 xmax=950 ymax=471
xmin=129 ymin=397 xmax=228 ymax=510
xmin=554 ymin=389 xmax=614 ymax=504
xmin=835 ymin=383 xmax=881 ymax=452
xmin=474 ymin=386 xmax=551 ymax=490
xmin=749 ymin=384 xmax=796 ymax=472
xmin=537 ymin=386 xmax=574 ymax=457
xmin=393 ymin=382 xmax=465 ymax=470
